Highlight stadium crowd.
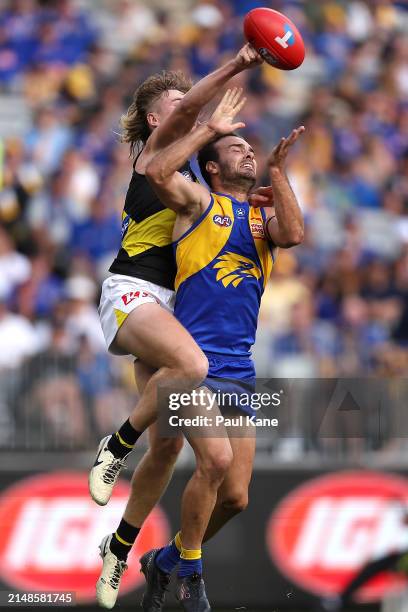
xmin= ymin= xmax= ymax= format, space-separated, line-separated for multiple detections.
xmin=0 ymin=0 xmax=407 ymax=452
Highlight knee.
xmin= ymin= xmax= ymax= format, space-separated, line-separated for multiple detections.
xmin=151 ymin=436 xmax=184 ymax=465
xmin=198 ymin=447 xmax=233 ymax=484
xmin=220 ymin=490 xmax=249 ymax=514
xmin=177 ymin=350 xmax=208 ymax=387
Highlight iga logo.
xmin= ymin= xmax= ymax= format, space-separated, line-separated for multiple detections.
xmin=267 ymin=471 xmax=408 ymax=602
xmin=213 ymin=214 xmax=232 ymax=227
xmin=0 ymin=472 xmax=169 ymax=601
xmin=275 ymin=24 xmax=295 ymax=49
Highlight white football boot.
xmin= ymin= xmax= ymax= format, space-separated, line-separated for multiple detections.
xmin=96 ymin=534 xmax=128 ymax=609
xmin=89 ymin=435 xmax=128 ymax=506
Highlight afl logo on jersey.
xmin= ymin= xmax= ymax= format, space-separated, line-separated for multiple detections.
xmin=213 ymin=214 xmax=232 ymax=227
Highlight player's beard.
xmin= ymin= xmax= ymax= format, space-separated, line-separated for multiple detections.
xmin=218 ymin=160 xmax=256 ymax=194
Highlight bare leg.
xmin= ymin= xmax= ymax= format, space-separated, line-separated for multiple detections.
xmin=123 ymin=423 xmax=183 ymax=525
xmin=179 ymin=391 xmax=233 ymax=550
xmin=123 ymin=361 xmax=183 ymax=526
xmin=89 ymin=304 xmax=205 ymax=507
xmin=180 ymin=436 xmax=233 ymax=549
xmin=204 ymin=429 xmax=256 ymax=542
xmin=138 ymin=407 xmax=253 ymax=612
xmin=114 ymin=304 xmax=208 ymax=433
xmin=94 ymin=308 xmax=202 ymax=609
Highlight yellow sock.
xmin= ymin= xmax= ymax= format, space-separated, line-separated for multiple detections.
xmin=180 ymin=546 xmax=202 ymax=560
xmin=179 ymin=545 xmax=202 ymax=577
xmin=174 ymin=531 xmax=183 ymax=552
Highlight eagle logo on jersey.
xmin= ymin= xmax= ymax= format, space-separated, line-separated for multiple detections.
xmin=213 ymin=251 xmax=261 ymax=288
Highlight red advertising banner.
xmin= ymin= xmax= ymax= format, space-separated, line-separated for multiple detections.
xmin=268 ymin=471 xmax=408 ymax=602
xmin=0 ymin=471 xmax=170 ymax=602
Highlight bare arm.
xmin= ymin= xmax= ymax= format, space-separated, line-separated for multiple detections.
xmin=146 ymin=88 xmax=246 ymax=215
xmin=146 ymin=44 xmax=262 ymax=155
xmin=146 ymin=124 xmax=215 ymax=215
xmin=264 ymin=127 xmax=305 ymax=248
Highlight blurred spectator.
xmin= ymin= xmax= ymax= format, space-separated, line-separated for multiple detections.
xmin=64 ymin=275 xmax=106 ymax=352
xmin=272 ymin=299 xmax=340 ymax=377
xmin=26 ymin=106 xmax=73 ymax=175
xmin=60 ymin=150 xmax=100 ymax=220
xmin=0 ymin=297 xmax=39 ymax=370
xmin=15 ymin=253 xmax=64 ymax=320
xmin=96 ymin=0 xmax=158 ymax=56
xmin=18 ymin=318 xmax=89 ymax=448
xmin=0 ymin=226 xmax=31 ymax=299
xmin=69 ymin=196 xmax=121 ymax=264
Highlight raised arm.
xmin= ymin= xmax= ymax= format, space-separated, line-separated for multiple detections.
xmin=264 ymin=127 xmax=305 ymax=248
xmin=146 ymin=44 xmax=262 ymax=154
xmin=146 ymin=88 xmax=247 ymax=215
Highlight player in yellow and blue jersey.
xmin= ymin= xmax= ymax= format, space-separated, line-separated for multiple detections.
xmin=141 ymin=89 xmax=305 ymax=610
xmin=173 ymin=188 xmax=273 ymax=399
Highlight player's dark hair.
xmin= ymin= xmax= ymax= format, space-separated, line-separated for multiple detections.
xmin=121 ymin=71 xmax=193 ymax=157
xmin=197 ymin=132 xmax=240 ymax=187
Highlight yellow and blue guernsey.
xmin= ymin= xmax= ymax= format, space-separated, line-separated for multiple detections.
xmin=174 ymin=192 xmax=274 ymax=401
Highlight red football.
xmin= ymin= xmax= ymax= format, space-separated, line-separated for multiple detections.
xmin=244 ymin=7 xmax=305 ymax=70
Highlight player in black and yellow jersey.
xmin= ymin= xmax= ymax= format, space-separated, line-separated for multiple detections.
xmin=88 ymin=45 xmax=266 ymax=609
xmin=142 ymin=90 xmax=304 ymax=610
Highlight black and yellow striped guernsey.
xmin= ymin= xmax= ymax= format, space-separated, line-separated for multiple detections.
xmin=109 ymin=161 xmax=195 ymax=290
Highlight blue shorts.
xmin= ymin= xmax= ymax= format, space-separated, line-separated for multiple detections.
xmin=204 ymin=352 xmax=256 ymax=417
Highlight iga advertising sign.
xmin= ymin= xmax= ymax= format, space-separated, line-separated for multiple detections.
xmin=268 ymin=471 xmax=408 ymax=602
xmin=0 ymin=472 xmax=169 ymax=601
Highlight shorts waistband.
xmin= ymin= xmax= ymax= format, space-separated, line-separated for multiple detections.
xmin=205 ymin=351 xmax=252 ymax=364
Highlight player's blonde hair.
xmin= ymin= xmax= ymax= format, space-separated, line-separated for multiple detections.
xmin=121 ymin=71 xmax=193 ymax=157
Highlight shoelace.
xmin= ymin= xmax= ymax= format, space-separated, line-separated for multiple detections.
xmin=109 ymin=559 xmax=127 ymax=589
xmin=102 ymin=458 xmax=126 ymax=485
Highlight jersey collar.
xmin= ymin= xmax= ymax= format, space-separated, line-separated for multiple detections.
xmin=213 ymin=192 xmax=249 ymax=205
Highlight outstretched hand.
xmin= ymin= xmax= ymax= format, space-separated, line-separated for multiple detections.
xmin=248 ymin=186 xmax=274 ymax=208
xmin=267 ymin=126 xmax=305 ymax=171
xmin=234 ymin=43 xmax=263 ymax=70
xmin=207 ymin=88 xmax=247 ymax=135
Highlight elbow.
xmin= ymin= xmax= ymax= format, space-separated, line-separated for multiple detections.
xmin=280 ymin=226 xmax=304 ymax=248
xmin=178 ymin=97 xmax=200 ymax=116
xmin=291 ymin=226 xmax=304 ymax=246
xmin=145 ymin=161 xmax=166 ymax=186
